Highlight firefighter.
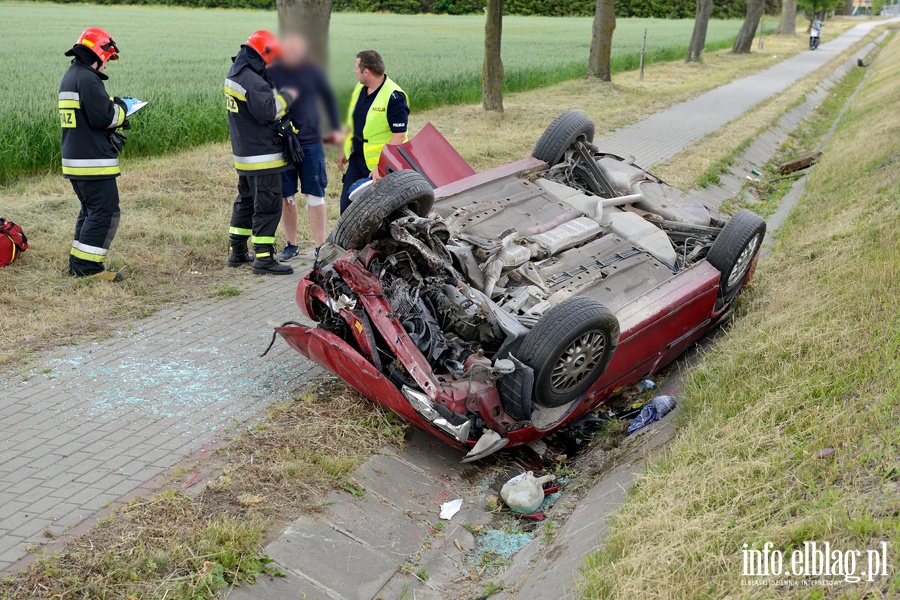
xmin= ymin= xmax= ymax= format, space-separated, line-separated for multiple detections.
xmin=225 ymin=30 xmax=299 ymax=275
xmin=59 ymin=27 xmax=132 ymax=282
xmin=337 ymin=50 xmax=410 ymax=214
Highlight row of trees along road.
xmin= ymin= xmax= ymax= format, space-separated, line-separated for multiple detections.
xmin=276 ymin=0 xmax=831 ymax=113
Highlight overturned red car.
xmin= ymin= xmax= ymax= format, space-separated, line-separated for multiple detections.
xmin=276 ymin=111 xmax=765 ymax=462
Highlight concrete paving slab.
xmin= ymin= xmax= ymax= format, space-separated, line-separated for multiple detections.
xmin=225 ymin=568 xmax=338 ymax=600
xmin=321 ymin=491 xmax=429 ymax=560
xmin=266 ymin=519 xmax=400 ymax=600
xmin=349 ymin=454 xmax=447 ymax=514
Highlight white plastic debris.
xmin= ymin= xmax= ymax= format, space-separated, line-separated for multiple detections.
xmin=440 ymin=498 xmax=463 ymax=520
xmin=500 ymin=471 xmax=555 ymax=514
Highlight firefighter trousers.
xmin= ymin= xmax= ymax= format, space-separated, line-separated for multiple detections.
xmin=69 ymin=178 xmax=121 ymax=276
xmin=229 ymin=173 xmax=283 ymax=249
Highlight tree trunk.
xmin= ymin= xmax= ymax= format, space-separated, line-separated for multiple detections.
xmin=588 ymin=0 xmax=616 ymax=81
xmin=686 ymin=0 xmax=713 ymax=62
xmin=482 ymin=0 xmax=504 ymax=111
xmin=277 ymin=0 xmax=332 ymax=66
xmin=732 ymin=0 xmax=765 ymax=54
xmin=777 ymin=0 xmax=797 ymax=34
xmin=842 ymin=0 xmax=854 ymax=15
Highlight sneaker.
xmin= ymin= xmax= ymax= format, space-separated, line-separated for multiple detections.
xmin=277 ymin=243 xmax=299 ymax=261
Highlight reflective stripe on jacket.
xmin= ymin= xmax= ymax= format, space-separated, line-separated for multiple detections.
xmin=59 ymin=61 xmax=127 ymax=180
xmin=343 ymin=77 xmax=409 ymax=171
xmin=225 ymin=47 xmax=291 ymax=176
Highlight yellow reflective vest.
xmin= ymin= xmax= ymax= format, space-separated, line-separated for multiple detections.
xmin=344 ymin=77 xmax=409 ymax=171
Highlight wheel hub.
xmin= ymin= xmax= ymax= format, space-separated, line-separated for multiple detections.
xmin=727 ymin=234 xmax=761 ymax=288
xmin=550 ymin=331 xmax=606 ymax=394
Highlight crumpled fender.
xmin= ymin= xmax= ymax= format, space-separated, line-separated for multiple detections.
xmin=275 ymin=323 xmax=454 ymax=443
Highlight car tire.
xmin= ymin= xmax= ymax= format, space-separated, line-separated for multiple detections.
xmin=518 ymin=297 xmax=619 ymax=408
xmin=331 ymin=170 xmax=435 ymax=250
xmin=706 ymin=209 xmax=767 ymax=302
xmin=532 ymin=110 xmax=596 ymax=167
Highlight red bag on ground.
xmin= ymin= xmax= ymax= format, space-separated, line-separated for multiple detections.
xmin=0 ymin=218 xmax=28 ymax=267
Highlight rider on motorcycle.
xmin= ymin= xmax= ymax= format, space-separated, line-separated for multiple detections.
xmin=810 ymin=18 xmax=823 ymax=50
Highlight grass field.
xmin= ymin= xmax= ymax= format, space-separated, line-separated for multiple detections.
xmin=578 ymin=31 xmax=900 ymax=600
xmin=0 ymin=1 xmax=747 ymax=184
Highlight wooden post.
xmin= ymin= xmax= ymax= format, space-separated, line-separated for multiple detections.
xmin=758 ymin=15 xmax=764 ymax=50
xmin=639 ymin=28 xmax=647 ymax=80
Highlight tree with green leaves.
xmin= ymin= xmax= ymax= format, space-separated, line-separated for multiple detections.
xmin=686 ymin=0 xmax=713 ymax=61
xmin=588 ymin=0 xmax=616 ymax=80
xmin=778 ymin=0 xmax=797 ymax=34
xmin=732 ymin=0 xmax=765 ymax=53
xmin=482 ymin=0 xmax=504 ymax=111
xmin=277 ymin=0 xmax=332 ymax=64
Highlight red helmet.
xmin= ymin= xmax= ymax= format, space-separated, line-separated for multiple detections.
xmin=245 ymin=30 xmax=281 ymax=65
xmin=71 ymin=27 xmax=120 ymax=62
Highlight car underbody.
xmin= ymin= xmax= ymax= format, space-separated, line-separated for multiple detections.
xmin=279 ymin=111 xmax=766 ymax=461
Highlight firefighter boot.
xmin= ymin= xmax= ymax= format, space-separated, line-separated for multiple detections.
xmin=227 ymin=235 xmax=254 ymax=267
xmin=252 ymin=245 xmax=294 ymax=275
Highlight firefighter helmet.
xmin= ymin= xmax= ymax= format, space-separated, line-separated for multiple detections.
xmin=245 ymin=30 xmax=281 ymax=65
xmin=69 ymin=27 xmax=120 ymax=63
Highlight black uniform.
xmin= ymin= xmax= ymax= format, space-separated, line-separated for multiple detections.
xmin=59 ymin=51 xmax=128 ymax=276
xmin=224 ymin=46 xmax=293 ymax=261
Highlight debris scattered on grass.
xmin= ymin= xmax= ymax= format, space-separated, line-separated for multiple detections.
xmin=626 ymin=395 xmax=677 ymax=435
xmin=817 ymin=447 xmax=835 ymax=459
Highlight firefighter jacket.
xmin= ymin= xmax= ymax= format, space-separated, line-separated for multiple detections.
xmin=224 ymin=47 xmax=292 ymax=176
xmin=58 ymin=60 xmax=127 ymax=179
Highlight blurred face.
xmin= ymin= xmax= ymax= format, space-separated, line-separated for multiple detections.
xmin=279 ymin=33 xmax=307 ymax=68
xmin=354 ymin=57 xmax=366 ymax=84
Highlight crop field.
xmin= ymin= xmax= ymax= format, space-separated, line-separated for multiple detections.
xmin=0 ymin=2 xmax=745 ymax=184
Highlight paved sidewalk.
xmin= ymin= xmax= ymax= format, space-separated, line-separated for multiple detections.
xmin=600 ymin=19 xmax=885 ymax=167
xmin=0 ymin=17 xmax=888 ymax=576
xmin=0 ymin=271 xmax=321 ymax=568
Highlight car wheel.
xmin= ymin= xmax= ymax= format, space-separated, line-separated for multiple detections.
xmin=706 ymin=209 xmax=767 ymax=302
xmin=518 ymin=297 xmax=619 ymax=408
xmin=532 ymin=110 xmax=596 ymax=167
xmin=331 ymin=170 xmax=435 ymax=250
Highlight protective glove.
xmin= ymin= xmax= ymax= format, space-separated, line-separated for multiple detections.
xmin=109 ymin=131 xmax=127 ymax=154
xmin=273 ymin=117 xmax=305 ymax=164
xmin=120 ymin=97 xmax=139 ymax=115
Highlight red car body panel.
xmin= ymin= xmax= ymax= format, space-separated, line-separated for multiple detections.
xmin=378 ymin=123 xmax=477 ymax=187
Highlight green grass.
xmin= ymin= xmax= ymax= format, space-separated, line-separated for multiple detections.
xmin=577 ymin=30 xmax=900 ymax=600
xmin=0 ymin=1 xmax=745 ymax=184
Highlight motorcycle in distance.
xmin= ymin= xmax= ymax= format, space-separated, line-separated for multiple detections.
xmin=810 ymin=19 xmax=822 ymax=50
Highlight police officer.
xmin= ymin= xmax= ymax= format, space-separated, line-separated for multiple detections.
xmin=337 ymin=50 xmax=409 ymax=214
xmin=225 ymin=30 xmax=298 ymax=275
xmin=59 ymin=27 xmax=131 ymax=282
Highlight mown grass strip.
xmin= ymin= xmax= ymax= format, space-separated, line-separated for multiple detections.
xmin=578 ymin=30 xmax=900 ymax=600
